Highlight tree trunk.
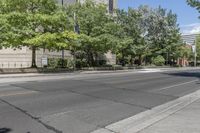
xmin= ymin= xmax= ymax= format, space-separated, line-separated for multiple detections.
xmin=121 ymin=50 xmax=125 ymax=67
xmin=31 ymin=46 xmax=37 ymax=68
xmin=95 ymin=53 xmax=99 ymax=66
xmin=138 ymin=55 xmax=142 ymax=66
xmin=89 ymin=52 xmax=95 ymax=67
xmin=130 ymin=55 xmax=134 ymax=66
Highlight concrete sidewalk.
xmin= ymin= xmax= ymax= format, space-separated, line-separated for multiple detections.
xmin=139 ymin=98 xmax=200 ymax=133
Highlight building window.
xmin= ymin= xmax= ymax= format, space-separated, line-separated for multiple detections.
xmin=109 ymin=0 xmax=114 ymax=13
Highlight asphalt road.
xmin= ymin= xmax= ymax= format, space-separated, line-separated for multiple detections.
xmin=0 ymin=69 xmax=200 ymax=133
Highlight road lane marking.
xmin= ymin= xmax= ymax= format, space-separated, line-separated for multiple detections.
xmin=153 ymin=79 xmax=199 ymax=92
xmin=0 ymin=91 xmax=37 ymax=97
xmin=105 ymin=76 xmax=170 ymax=84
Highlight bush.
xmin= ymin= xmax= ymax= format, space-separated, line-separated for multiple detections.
xmin=98 ymin=60 xmax=107 ymax=66
xmin=152 ymin=55 xmax=165 ymax=66
xmin=48 ymin=58 xmax=68 ymax=68
xmin=75 ymin=59 xmax=88 ymax=68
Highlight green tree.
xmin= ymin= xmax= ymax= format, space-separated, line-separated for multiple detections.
xmin=115 ymin=8 xmax=143 ymax=66
xmin=137 ymin=6 xmax=181 ymax=65
xmin=66 ymin=1 xmax=118 ymax=66
xmin=152 ymin=55 xmax=165 ymax=66
xmin=187 ymin=0 xmax=200 ymax=13
xmin=187 ymin=0 xmax=200 ymax=65
xmin=115 ymin=6 xmax=181 ymax=66
xmin=0 ymin=0 xmax=77 ymax=68
xmin=196 ymin=35 xmax=200 ymax=61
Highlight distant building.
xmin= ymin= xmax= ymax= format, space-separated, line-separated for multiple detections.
xmin=181 ymin=33 xmax=199 ymax=45
xmin=58 ymin=0 xmax=117 ymax=13
xmin=177 ymin=33 xmax=199 ymax=67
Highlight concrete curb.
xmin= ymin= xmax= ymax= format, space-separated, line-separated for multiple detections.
xmin=0 ymin=70 xmax=132 ymax=79
xmin=91 ymin=87 xmax=200 ymax=133
xmin=0 ymin=67 xmax=199 ymax=79
xmin=0 ymin=67 xmax=199 ymax=75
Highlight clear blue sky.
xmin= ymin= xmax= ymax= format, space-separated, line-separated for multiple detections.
xmin=118 ymin=0 xmax=200 ymax=34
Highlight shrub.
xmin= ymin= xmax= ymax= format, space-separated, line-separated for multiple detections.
xmin=48 ymin=58 xmax=68 ymax=68
xmin=75 ymin=59 xmax=88 ymax=68
xmin=98 ymin=60 xmax=107 ymax=66
xmin=152 ymin=55 xmax=165 ymax=66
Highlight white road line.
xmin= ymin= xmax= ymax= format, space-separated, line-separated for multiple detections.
xmin=45 ymin=111 xmax=73 ymax=118
xmin=153 ymin=79 xmax=199 ymax=92
xmin=0 ymin=91 xmax=37 ymax=97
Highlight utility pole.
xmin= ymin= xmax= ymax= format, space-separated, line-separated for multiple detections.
xmin=72 ymin=0 xmax=80 ymax=70
xmin=61 ymin=0 xmax=65 ymax=68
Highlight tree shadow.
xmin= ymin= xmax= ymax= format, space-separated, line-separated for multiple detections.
xmin=163 ymin=70 xmax=200 ymax=84
xmin=0 ymin=128 xmax=12 ymax=133
xmin=166 ymin=71 xmax=200 ymax=78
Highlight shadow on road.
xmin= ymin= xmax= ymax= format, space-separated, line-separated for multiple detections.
xmin=164 ymin=71 xmax=200 ymax=78
xmin=0 ymin=128 xmax=12 ymax=133
xmin=163 ymin=71 xmax=200 ymax=84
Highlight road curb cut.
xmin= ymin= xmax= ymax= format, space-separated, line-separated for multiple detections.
xmin=91 ymin=87 xmax=200 ymax=133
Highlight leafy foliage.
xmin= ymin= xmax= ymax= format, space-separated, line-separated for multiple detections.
xmin=187 ymin=0 xmax=200 ymax=13
xmin=0 ymin=0 xmax=189 ymax=68
xmin=152 ymin=55 xmax=165 ymax=66
xmin=196 ymin=35 xmax=200 ymax=61
xmin=66 ymin=1 xmax=118 ymax=66
xmin=116 ymin=5 xmax=182 ymax=66
xmin=0 ymin=0 xmax=77 ymax=67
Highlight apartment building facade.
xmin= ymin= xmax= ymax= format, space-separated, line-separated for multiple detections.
xmin=0 ymin=0 xmax=117 ymax=68
xmin=60 ymin=0 xmax=117 ymax=13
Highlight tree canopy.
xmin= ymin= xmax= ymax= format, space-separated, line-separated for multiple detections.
xmin=187 ymin=0 xmax=200 ymax=13
xmin=0 ymin=0 xmax=77 ymax=67
xmin=0 ymin=0 xmax=190 ymax=68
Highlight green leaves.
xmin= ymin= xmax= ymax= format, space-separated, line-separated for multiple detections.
xmin=115 ymin=5 xmax=182 ymax=66
xmin=0 ymin=0 xmax=188 ymax=67
xmin=1 ymin=0 xmax=58 ymax=14
xmin=187 ymin=0 xmax=200 ymax=13
xmin=0 ymin=0 xmax=77 ymax=49
xmin=65 ymin=1 xmax=119 ymax=66
xmin=0 ymin=0 xmax=78 ymax=67
xmin=23 ymin=31 xmax=77 ymax=49
xmin=196 ymin=35 xmax=200 ymax=60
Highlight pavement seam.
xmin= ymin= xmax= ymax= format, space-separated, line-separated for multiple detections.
xmin=77 ymin=77 xmax=193 ymax=99
xmin=15 ymin=78 xmax=151 ymax=109
xmin=0 ymin=98 xmax=63 ymax=133
xmin=75 ymin=79 xmax=176 ymax=98
xmin=57 ymin=87 xmax=151 ymax=110
xmin=10 ymin=84 xmax=42 ymax=92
